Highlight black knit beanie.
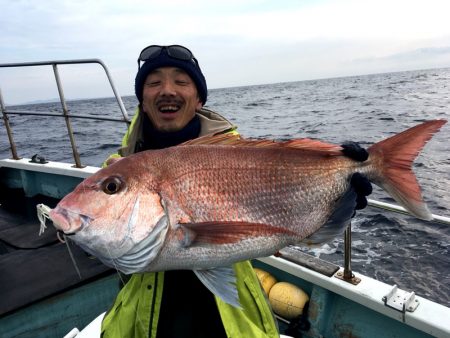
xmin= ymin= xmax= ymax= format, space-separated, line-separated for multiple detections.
xmin=135 ymin=48 xmax=207 ymax=104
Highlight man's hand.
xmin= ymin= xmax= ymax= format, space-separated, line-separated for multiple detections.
xmin=341 ymin=141 xmax=372 ymax=211
xmin=351 ymin=173 xmax=372 ymax=210
xmin=341 ymin=141 xmax=369 ymax=162
xmin=103 ymin=156 xmax=123 ymax=168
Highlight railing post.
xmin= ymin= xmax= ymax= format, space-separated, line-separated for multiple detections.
xmin=52 ymin=64 xmax=84 ymax=168
xmin=96 ymin=59 xmax=130 ymax=122
xmin=0 ymin=88 xmax=21 ymax=160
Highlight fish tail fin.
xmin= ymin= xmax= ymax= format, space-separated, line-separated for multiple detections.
xmin=368 ymin=119 xmax=446 ymax=220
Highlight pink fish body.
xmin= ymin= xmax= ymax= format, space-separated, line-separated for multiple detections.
xmin=48 ymin=120 xmax=446 ymax=306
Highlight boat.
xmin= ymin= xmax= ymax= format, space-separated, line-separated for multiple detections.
xmin=1 ymin=60 xmax=449 ymax=338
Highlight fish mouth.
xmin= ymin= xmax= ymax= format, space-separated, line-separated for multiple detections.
xmin=49 ymin=206 xmax=93 ymax=234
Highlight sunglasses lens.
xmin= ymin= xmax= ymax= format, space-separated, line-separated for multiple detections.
xmin=138 ymin=45 xmax=197 ymax=68
xmin=139 ymin=46 xmax=162 ymax=61
xmin=166 ymin=45 xmax=193 ymax=60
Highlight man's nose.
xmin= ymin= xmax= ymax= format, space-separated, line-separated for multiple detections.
xmin=160 ymin=80 xmax=176 ymax=96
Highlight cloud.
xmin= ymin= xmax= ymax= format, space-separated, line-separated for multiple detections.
xmin=380 ymin=46 xmax=450 ymax=61
xmin=2 ymin=0 xmax=450 ymax=104
xmin=347 ymin=45 xmax=450 ymax=75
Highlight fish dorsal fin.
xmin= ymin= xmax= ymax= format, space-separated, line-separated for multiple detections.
xmin=183 ymin=133 xmax=343 ymax=154
xmin=182 ymin=133 xmax=242 ymax=146
xmin=283 ymin=139 xmax=343 ymax=152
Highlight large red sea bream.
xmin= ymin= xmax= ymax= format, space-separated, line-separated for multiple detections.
xmin=39 ymin=120 xmax=446 ymax=306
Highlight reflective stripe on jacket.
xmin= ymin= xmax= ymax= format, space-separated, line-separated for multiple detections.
xmin=101 ymin=108 xmax=279 ymax=338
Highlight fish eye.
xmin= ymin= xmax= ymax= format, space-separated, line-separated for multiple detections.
xmin=102 ymin=177 xmax=122 ymax=195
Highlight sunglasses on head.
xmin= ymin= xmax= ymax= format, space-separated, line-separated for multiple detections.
xmin=137 ymin=45 xmax=199 ymax=70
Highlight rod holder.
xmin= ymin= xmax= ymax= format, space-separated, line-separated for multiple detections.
xmin=343 ymin=222 xmax=353 ymax=279
xmin=335 ymin=221 xmax=361 ymax=285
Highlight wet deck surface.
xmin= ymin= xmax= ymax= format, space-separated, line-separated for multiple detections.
xmin=0 ymin=206 xmax=58 ymax=252
xmin=0 ymin=199 xmax=112 ymax=316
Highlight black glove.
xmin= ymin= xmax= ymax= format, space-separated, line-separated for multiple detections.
xmin=341 ymin=141 xmax=372 ymax=210
xmin=351 ymin=172 xmax=372 ymax=210
xmin=341 ymin=141 xmax=369 ymax=162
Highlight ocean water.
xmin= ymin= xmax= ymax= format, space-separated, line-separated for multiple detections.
xmin=1 ymin=67 xmax=449 ymax=307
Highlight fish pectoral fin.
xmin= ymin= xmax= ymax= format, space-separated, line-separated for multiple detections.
xmin=194 ymin=267 xmax=241 ymax=308
xmin=180 ymin=221 xmax=295 ymax=245
xmin=302 ymin=186 xmax=357 ymax=246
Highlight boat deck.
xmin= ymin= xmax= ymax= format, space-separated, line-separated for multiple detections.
xmin=0 ymin=189 xmax=112 ymax=317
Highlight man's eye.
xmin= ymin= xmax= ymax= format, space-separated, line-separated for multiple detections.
xmin=145 ymin=81 xmax=160 ymax=87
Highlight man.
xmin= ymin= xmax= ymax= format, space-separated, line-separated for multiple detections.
xmin=101 ymin=45 xmax=371 ymax=337
xmin=101 ymin=45 xmax=280 ymax=338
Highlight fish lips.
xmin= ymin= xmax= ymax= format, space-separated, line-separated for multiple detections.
xmin=49 ymin=206 xmax=93 ymax=234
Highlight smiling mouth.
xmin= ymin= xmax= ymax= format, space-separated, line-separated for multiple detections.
xmin=158 ymin=105 xmax=182 ymax=121
xmin=159 ymin=105 xmax=180 ymax=113
xmin=156 ymin=98 xmax=184 ymax=115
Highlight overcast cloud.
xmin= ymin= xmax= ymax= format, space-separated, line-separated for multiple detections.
xmin=1 ymin=0 xmax=450 ymax=104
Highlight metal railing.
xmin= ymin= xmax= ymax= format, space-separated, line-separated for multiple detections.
xmin=0 ymin=59 xmax=130 ymax=168
xmin=2 ymin=60 xmax=450 ymax=282
xmin=339 ymin=198 xmax=450 ymax=284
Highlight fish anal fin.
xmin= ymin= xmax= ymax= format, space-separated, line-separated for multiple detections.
xmin=180 ymin=221 xmax=296 ymax=245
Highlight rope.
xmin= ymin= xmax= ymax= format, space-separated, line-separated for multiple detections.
xmin=65 ymin=236 xmax=82 ymax=279
xmin=36 ymin=203 xmax=82 ymax=279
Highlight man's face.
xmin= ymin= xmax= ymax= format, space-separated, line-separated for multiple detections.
xmin=141 ymin=67 xmax=203 ymax=132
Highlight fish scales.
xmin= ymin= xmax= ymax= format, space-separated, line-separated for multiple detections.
xmin=158 ymin=144 xmax=349 ymax=233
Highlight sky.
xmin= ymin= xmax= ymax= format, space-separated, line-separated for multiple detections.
xmin=1 ymin=0 xmax=450 ymax=104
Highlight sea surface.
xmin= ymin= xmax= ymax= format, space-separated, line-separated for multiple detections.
xmin=1 ymin=67 xmax=449 ymax=307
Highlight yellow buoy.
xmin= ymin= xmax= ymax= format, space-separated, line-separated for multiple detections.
xmin=253 ymin=268 xmax=277 ymax=295
xmin=268 ymin=282 xmax=309 ymax=319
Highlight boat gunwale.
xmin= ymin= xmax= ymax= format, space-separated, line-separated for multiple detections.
xmin=257 ymin=254 xmax=449 ymax=338
xmin=1 ymin=158 xmax=449 ymax=337
xmin=2 ymin=158 xmax=449 ymax=224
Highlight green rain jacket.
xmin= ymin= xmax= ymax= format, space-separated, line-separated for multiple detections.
xmin=101 ymin=108 xmax=279 ymax=338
